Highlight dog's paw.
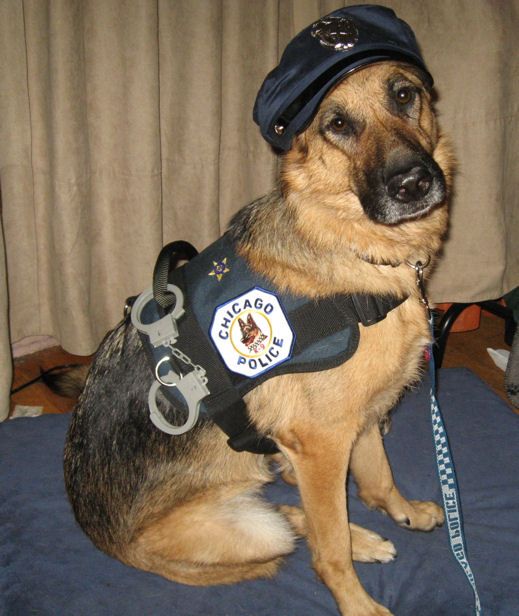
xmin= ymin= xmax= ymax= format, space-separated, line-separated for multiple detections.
xmin=393 ymin=499 xmax=444 ymax=531
xmin=279 ymin=504 xmax=307 ymax=537
xmin=342 ymin=597 xmax=393 ymax=616
xmin=271 ymin=453 xmax=298 ymax=486
xmin=350 ymin=523 xmax=397 ymax=563
xmin=366 ymin=604 xmax=393 ymax=616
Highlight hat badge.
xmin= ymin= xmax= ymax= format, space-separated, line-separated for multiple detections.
xmin=311 ymin=16 xmax=359 ymax=52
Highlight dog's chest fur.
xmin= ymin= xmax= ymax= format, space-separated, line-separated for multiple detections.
xmin=246 ymin=297 xmax=429 ymax=439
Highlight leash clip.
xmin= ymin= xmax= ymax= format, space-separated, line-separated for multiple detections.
xmin=406 ymin=258 xmax=431 ymax=314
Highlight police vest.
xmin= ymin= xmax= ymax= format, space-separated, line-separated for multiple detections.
xmin=131 ymin=233 xmax=405 ymax=454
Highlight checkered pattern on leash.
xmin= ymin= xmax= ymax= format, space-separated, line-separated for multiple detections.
xmin=431 ymin=405 xmax=456 ymax=489
xmin=428 ymin=315 xmax=482 ymax=615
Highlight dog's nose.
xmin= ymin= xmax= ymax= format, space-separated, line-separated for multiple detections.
xmin=386 ymin=165 xmax=432 ymax=203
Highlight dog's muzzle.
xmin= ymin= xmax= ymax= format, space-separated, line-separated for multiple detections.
xmin=385 ymin=163 xmax=433 ymax=204
xmin=360 ymin=150 xmax=446 ymax=225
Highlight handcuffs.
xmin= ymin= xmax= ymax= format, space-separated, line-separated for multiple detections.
xmin=130 ymin=284 xmax=210 ymax=435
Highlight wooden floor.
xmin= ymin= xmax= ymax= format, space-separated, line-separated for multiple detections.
xmin=10 ymin=347 xmax=92 ymax=416
xmin=440 ymin=312 xmax=512 ymax=404
xmin=9 ymin=311 xmax=514 ymax=417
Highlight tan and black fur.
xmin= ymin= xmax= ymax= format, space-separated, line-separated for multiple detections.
xmin=64 ymin=62 xmax=455 ymax=616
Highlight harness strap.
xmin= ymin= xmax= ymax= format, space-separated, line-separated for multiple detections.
xmin=153 ymin=241 xmax=199 ymax=313
xmin=165 ymin=275 xmax=279 ymax=454
xmin=207 ymin=292 xmax=402 ymax=454
xmin=138 ymin=250 xmax=279 ymax=453
xmin=140 ymin=241 xmax=406 ymax=455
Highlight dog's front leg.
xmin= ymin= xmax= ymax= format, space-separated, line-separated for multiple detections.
xmin=277 ymin=425 xmax=392 ymax=616
xmin=350 ymin=422 xmax=444 ymax=530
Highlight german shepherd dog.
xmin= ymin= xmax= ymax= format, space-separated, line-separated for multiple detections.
xmin=64 ymin=61 xmax=454 ymax=616
xmin=238 ymin=314 xmax=268 ymax=352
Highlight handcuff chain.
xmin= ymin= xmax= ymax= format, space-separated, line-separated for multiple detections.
xmin=166 ymin=344 xmax=208 ymax=384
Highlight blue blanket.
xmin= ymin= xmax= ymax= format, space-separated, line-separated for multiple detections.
xmin=1 ymin=368 xmax=518 ymax=615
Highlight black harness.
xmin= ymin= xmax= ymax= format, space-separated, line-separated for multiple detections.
xmin=130 ymin=235 xmax=405 ymax=454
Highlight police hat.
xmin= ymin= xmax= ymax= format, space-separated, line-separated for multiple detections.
xmin=253 ymin=4 xmax=432 ymax=151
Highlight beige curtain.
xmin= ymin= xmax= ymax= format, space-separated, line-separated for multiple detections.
xmin=1 ymin=0 xmax=518 ymax=420
xmin=0 ymin=219 xmax=11 ymax=418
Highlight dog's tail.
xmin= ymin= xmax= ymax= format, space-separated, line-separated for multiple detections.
xmin=42 ymin=364 xmax=90 ymax=399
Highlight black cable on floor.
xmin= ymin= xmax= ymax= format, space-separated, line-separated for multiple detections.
xmin=11 ymin=364 xmax=82 ymax=395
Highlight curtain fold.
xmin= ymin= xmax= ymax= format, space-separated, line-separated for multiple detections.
xmin=0 ymin=219 xmax=11 ymax=421
xmin=1 ymin=0 xmax=518 ymax=421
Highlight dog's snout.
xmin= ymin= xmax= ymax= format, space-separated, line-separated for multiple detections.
xmin=361 ymin=150 xmax=446 ymax=224
xmin=386 ymin=165 xmax=432 ymax=203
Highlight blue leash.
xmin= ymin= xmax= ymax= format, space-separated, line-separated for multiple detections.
xmin=411 ymin=261 xmax=482 ymax=616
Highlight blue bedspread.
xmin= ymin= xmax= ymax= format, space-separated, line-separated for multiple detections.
xmin=1 ymin=368 xmax=518 ymax=615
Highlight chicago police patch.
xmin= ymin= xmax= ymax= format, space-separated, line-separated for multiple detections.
xmin=209 ymin=287 xmax=295 ymax=378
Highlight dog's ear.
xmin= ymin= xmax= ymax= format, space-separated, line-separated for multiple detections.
xmin=247 ymin=314 xmax=255 ymax=325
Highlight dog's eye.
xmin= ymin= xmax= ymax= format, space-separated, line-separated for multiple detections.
xmin=321 ymin=109 xmax=361 ymax=139
xmin=330 ymin=115 xmax=351 ymax=134
xmin=395 ymin=87 xmax=415 ymax=105
xmin=329 ymin=114 xmax=349 ymax=133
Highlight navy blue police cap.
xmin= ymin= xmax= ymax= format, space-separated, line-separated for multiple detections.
xmin=253 ymin=4 xmax=432 ymax=151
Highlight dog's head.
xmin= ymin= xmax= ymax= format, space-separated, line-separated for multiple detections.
xmin=238 ymin=314 xmax=261 ymax=346
xmin=246 ymin=7 xmax=454 ymax=291
xmin=281 ymin=61 xmax=453 ymax=228
xmin=251 ymin=5 xmax=455 ymax=266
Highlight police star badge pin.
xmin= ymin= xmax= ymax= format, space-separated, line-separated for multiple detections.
xmin=311 ymin=16 xmax=359 ymax=51
xmin=208 ymin=258 xmax=230 ymax=281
